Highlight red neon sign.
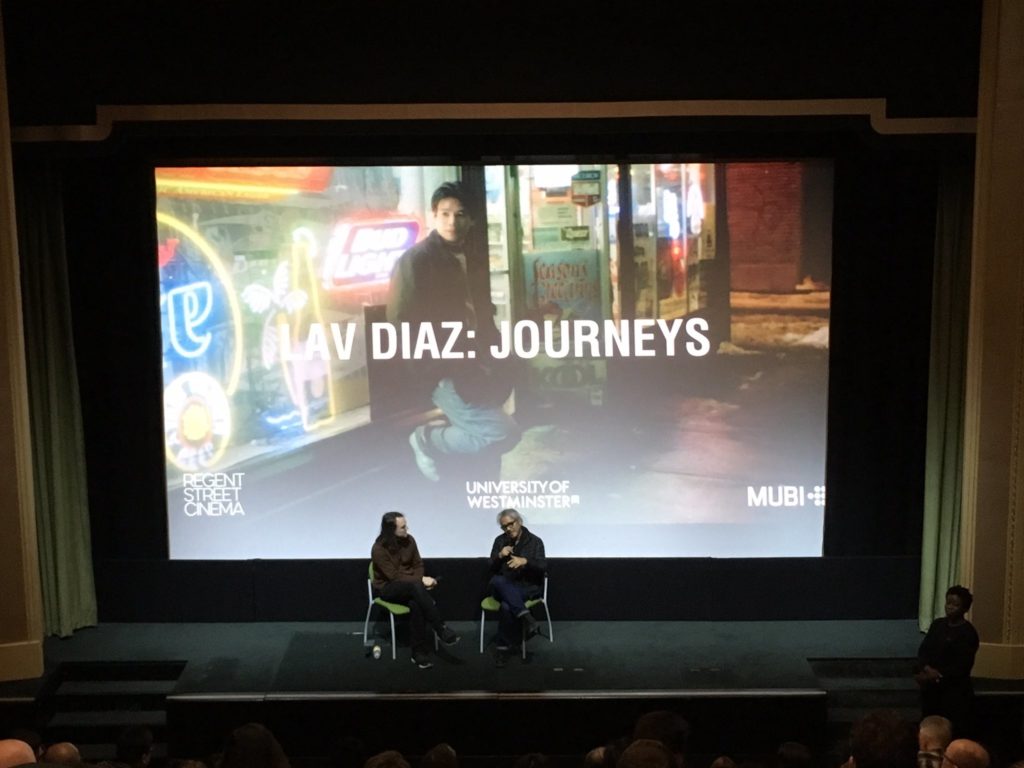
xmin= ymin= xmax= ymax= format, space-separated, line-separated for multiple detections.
xmin=322 ymin=218 xmax=421 ymax=289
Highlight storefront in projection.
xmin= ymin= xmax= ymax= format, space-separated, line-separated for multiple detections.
xmin=157 ymin=162 xmax=832 ymax=560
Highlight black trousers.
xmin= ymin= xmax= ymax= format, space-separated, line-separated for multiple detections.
xmin=378 ymin=580 xmax=443 ymax=652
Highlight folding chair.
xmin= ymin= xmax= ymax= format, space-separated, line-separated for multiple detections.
xmin=479 ymin=575 xmax=553 ymax=659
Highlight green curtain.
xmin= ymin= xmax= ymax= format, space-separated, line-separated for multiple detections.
xmin=15 ymin=157 xmax=97 ymax=637
xmin=919 ymin=155 xmax=974 ymax=631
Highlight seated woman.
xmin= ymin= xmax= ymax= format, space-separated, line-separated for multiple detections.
xmin=916 ymin=584 xmax=980 ymax=737
xmin=371 ymin=511 xmax=459 ymax=668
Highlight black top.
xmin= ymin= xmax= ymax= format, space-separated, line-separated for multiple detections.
xmin=387 ymin=230 xmax=480 ymax=330
xmin=386 ymin=230 xmax=509 ymax=405
xmin=918 ymin=617 xmax=980 ymax=680
xmin=489 ymin=526 xmax=546 ymax=587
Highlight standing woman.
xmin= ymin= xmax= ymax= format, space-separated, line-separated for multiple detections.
xmin=916 ymin=585 xmax=980 ymax=737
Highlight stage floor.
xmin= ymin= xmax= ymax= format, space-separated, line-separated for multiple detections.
xmin=37 ymin=619 xmax=923 ymax=697
xmin=7 ymin=619 xmax=1023 ymax=764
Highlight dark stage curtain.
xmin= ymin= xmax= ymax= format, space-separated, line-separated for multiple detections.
xmin=918 ymin=154 xmax=974 ymax=631
xmin=823 ymin=150 xmax=936 ymax=557
xmin=15 ymin=157 xmax=97 ymax=636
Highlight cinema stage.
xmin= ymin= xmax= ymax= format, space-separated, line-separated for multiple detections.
xmin=1 ymin=617 xmax=1006 ymax=765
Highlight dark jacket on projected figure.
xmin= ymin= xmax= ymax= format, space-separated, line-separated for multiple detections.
xmin=386 ymin=227 xmax=518 ymax=475
xmin=386 ymin=229 xmax=509 ymax=408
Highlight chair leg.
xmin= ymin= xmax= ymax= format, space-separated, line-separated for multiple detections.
xmin=389 ymin=613 xmax=397 ymax=660
xmin=479 ymin=609 xmax=486 ymax=653
xmin=544 ymin=602 xmax=554 ymax=643
xmin=363 ymin=604 xmax=374 ymax=646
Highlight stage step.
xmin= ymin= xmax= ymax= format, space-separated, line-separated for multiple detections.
xmin=827 ymin=705 xmax=921 ymax=725
xmin=54 ymin=679 xmax=178 ymax=712
xmin=56 ymin=661 xmax=185 ymax=681
xmin=826 ymin=689 xmax=919 ymax=709
xmin=57 ymin=680 xmax=179 ymax=695
xmin=816 ymin=677 xmax=917 ymax=690
xmin=41 ymin=661 xmax=184 ymax=758
xmin=809 ymin=657 xmax=918 ymax=678
xmin=49 ymin=710 xmax=168 ymax=728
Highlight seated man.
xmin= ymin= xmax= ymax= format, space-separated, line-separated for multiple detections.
xmin=488 ymin=508 xmax=546 ymax=665
xmin=387 ymin=180 xmax=519 ymax=482
xmin=371 ymin=511 xmax=459 ymax=669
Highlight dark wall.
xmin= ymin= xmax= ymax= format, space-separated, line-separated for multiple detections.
xmin=4 ymin=0 xmax=981 ymax=622
xmin=96 ymin=556 xmax=920 ymax=622
xmin=3 ymin=1 xmax=982 ymax=126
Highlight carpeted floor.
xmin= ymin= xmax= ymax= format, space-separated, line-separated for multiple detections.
xmin=28 ymin=619 xmax=924 ymax=697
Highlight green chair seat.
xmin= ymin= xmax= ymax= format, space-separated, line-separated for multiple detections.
xmin=481 ymin=596 xmax=501 ymax=611
xmin=479 ymin=576 xmax=553 ymax=659
xmin=373 ymin=598 xmax=410 ymax=615
xmin=364 ymin=562 xmax=436 ymax=659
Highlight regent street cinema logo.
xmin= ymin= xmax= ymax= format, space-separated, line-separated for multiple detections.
xmin=182 ymin=472 xmax=246 ymax=517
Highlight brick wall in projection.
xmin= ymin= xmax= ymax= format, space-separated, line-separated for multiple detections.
xmin=727 ymin=163 xmax=805 ymax=293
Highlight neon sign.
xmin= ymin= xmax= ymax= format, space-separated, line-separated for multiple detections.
xmin=322 ymin=219 xmax=420 ymax=289
xmin=281 ymin=227 xmax=338 ymax=432
xmin=239 ymin=227 xmax=340 ymax=434
xmin=158 ymin=212 xmax=245 ymax=471
xmin=157 ymin=212 xmax=245 ymax=395
xmin=164 ymin=371 xmax=232 ymax=470
xmin=165 ymin=282 xmax=214 ymax=358
xmin=155 ymin=167 xmax=332 ymax=202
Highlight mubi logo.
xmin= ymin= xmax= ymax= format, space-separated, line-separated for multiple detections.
xmin=747 ymin=485 xmax=826 ymax=508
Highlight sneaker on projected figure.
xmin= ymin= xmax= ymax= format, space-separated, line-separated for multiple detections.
xmin=409 ymin=426 xmax=439 ymax=482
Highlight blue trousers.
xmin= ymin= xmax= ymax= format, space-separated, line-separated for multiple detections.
xmin=425 ymin=378 xmax=519 ymax=455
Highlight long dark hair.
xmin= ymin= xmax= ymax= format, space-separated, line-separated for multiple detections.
xmin=376 ymin=511 xmax=406 ymax=551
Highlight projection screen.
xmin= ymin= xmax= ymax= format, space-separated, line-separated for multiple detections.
xmin=156 ymin=161 xmax=832 ymax=559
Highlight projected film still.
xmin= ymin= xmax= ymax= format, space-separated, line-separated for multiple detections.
xmin=157 ymin=162 xmax=832 ymax=559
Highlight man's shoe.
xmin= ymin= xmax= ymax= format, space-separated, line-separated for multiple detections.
xmin=520 ymin=612 xmax=541 ymax=640
xmin=437 ymin=626 xmax=460 ymax=646
xmin=494 ymin=646 xmax=510 ymax=668
xmin=409 ymin=428 xmax=439 ymax=482
xmin=412 ymin=651 xmax=433 ymax=669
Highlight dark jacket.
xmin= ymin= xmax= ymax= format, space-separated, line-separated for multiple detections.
xmin=489 ymin=526 xmax=546 ymax=588
xmin=371 ymin=535 xmax=424 ymax=590
xmin=386 ymin=230 xmax=511 ymax=406
xmin=387 ymin=230 xmax=479 ymax=331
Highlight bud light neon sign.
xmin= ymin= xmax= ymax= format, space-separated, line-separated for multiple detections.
xmin=322 ymin=219 xmax=420 ymax=289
